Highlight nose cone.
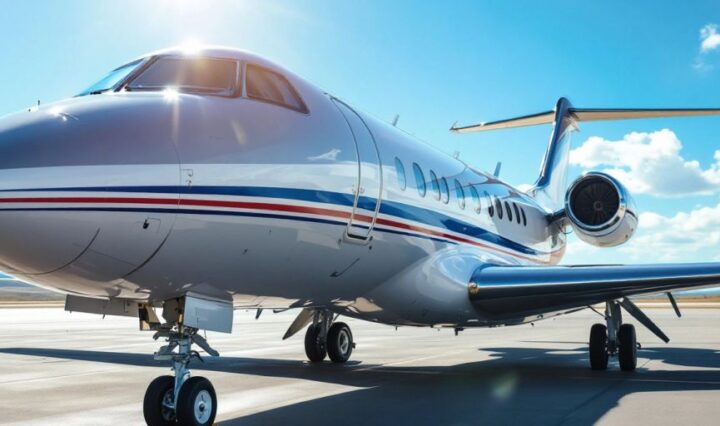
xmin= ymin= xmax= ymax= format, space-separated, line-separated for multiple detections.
xmin=0 ymin=95 xmax=183 ymax=169
xmin=0 ymin=95 xmax=181 ymax=275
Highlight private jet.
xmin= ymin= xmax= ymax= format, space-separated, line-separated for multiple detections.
xmin=1 ymin=46 xmax=719 ymax=425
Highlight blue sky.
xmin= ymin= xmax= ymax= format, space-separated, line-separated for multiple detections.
xmin=1 ymin=1 xmax=720 ymax=264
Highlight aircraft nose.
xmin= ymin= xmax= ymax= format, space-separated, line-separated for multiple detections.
xmin=0 ymin=105 xmax=98 ymax=274
xmin=0 ymin=103 xmax=89 ymax=171
xmin=0 ymin=96 xmax=183 ymax=277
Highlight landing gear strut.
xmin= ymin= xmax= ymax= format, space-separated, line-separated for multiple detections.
xmin=304 ymin=310 xmax=354 ymax=363
xmin=588 ymin=300 xmax=637 ymax=371
xmin=143 ymin=306 xmax=220 ymax=426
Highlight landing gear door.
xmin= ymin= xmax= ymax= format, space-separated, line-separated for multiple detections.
xmin=332 ymin=99 xmax=382 ymax=240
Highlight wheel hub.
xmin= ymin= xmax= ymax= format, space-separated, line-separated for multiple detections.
xmin=161 ymin=389 xmax=175 ymax=421
xmin=338 ymin=330 xmax=349 ymax=354
xmin=194 ymin=390 xmax=212 ymax=423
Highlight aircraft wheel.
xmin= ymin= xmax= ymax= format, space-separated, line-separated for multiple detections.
xmin=589 ymin=323 xmax=609 ymax=371
xmin=143 ymin=375 xmax=176 ymax=425
xmin=618 ymin=324 xmax=637 ymax=371
xmin=304 ymin=323 xmax=327 ymax=362
xmin=327 ymin=322 xmax=353 ymax=363
xmin=175 ymin=376 xmax=217 ymax=426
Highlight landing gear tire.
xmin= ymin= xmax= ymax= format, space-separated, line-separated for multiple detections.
xmin=305 ymin=323 xmax=327 ymax=362
xmin=327 ymin=322 xmax=353 ymax=363
xmin=176 ymin=376 xmax=217 ymax=426
xmin=143 ymin=375 xmax=176 ymax=426
xmin=618 ymin=324 xmax=637 ymax=371
xmin=589 ymin=323 xmax=609 ymax=371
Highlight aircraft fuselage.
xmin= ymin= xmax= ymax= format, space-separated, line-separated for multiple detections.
xmin=0 ymin=48 xmax=564 ymax=327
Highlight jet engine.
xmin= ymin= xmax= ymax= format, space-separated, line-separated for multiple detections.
xmin=564 ymin=172 xmax=637 ymax=247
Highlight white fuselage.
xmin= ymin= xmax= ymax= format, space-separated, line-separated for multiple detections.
xmin=0 ymin=48 xmax=565 ymax=327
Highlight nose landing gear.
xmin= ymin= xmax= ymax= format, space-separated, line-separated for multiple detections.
xmin=143 ymin=318 xmax=220 ymax=426
xmin=304 ymin=310 xmax=354 ymax=363
xmin=588 ymin=300 xmax=638 ymax=372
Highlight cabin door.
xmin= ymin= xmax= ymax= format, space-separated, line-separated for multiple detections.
xmin=332 ymin=99 xmax=382 ymax=240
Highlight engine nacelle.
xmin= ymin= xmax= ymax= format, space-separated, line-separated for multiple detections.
xmin=564 ymin=172 xmax=637 ymax=247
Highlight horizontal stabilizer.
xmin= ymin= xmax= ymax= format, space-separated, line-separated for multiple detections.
xmin=451 ymin=106 xmax=720 ymax=133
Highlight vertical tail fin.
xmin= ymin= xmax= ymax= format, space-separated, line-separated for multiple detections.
xmin=450 ymin=98 xmax=720 ymax=210
xmin=529 ymin=97 xmax=576 ymax=209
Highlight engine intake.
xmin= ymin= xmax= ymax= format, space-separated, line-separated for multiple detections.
xmin=565 ymin=172 xmax=637 ymax=247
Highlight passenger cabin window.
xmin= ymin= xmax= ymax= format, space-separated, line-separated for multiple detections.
xmin=246 ymin=64 xmax=307 ymax=112
xmin=440 ymin=177 xmax=450 ymax=204
xmin=521 ymin=207 xmax=527 ymax=226
xmin=513 ymin=203 xmax=521 ymax=224
xmin=455 ymin=179 xmax=466 ymax=209
xmin=469 ymin=186 xmax=481 ymax=213
xmin=485 ymin=191 xmax=494 ymax=217
xmin=429 ymin=171 xmax=441 ymax=201
xmin=505 ymin=201 xmax=513 ymax=222
xmin=127 ymin=57 xmax=238 ymax=96
xmin=413 ymin=163 xmax=426 ymax=197
xmin=495 ymin=197 xmax=503 ymax=219
xmin=394 ymin=157 xmax=407 ymax=191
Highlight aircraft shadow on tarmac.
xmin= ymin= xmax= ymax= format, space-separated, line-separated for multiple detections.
xmin=0 ymin=345 xmax=718 ymax=425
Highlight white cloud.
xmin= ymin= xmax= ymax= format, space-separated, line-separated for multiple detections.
xmin=563 ymin=203 xmax=720 ymax=264
xmin=701 ymin=24 xmax=720 ymax=52
xmin=695 ymin=24 xmax=720 ymax=70
xmin=569 ymin=129 xmax=720 ymax=196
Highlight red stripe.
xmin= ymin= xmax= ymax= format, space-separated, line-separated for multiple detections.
xmin=0 ymin=196 xmax=552 ymax=264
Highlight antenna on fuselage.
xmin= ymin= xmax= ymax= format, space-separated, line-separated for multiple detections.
xmin=392 ymin=114 xmax=400 ymax=127
xmin=493 ymin=162 xmax=502 ymax=178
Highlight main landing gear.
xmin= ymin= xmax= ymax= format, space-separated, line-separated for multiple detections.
xmin=304 ymin=310 xmax=355 ymax=363
xmin=589 ymin=300 xmax=638 ymax=371
xmin=142 ymin=300 xmax=223 ymax=426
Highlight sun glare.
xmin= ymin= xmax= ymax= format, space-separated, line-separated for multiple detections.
xmin=163 ymin=87 xmax=180 ymax=102
xmin=179 ymin=39 xmax=204 ymax=55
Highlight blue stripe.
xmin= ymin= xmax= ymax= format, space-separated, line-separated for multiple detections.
xmin=0 ymin=185 xmax=544 ymax=256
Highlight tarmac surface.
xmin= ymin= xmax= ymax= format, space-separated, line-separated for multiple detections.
xmin=0 ymin=306 xmax=718 ymax=425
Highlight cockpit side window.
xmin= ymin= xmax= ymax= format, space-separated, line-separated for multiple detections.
xmin=246 ymin=64 xmax=308 ymax=113
xmin=126 ymin=56 xmax=239 ymax=96
xmin=78 ymin=59 xmax=144 ymax=96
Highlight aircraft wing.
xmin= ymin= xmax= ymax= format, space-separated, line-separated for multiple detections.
xmin=470 ymin=263 xmax=720 ymax=320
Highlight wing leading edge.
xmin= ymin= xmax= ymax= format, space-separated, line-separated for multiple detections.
xmin=469 ymin=263 xmax=720 ymax=320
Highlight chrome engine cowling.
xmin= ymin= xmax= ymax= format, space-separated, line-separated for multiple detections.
xmin=564 ymin=172 xmax=637 ymax=247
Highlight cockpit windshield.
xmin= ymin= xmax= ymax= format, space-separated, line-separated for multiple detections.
xmin=77 ymin=59 xmax=144 ymax=96
xmin=126 ymin=56 xmax=238 ymax=96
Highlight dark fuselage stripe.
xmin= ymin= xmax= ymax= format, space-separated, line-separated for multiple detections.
xmin=0 ymin=185 xmax=553 ymax=261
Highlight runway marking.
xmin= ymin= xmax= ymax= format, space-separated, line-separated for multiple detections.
xmin=0 ymin=366 xmax=132 ymax=385
xmin=348 ymin=343 xmax=512 ymax=374
xmin=352 ymin=351 xmax=473 ymax=372
xmin=219 ymin=381 xmax=364 ymax=417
